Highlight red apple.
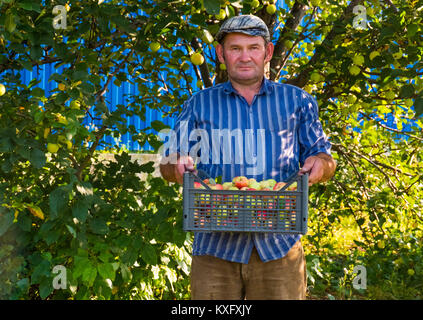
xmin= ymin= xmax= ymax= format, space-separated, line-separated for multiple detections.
xmin=233 ymin=176 xmax=249 ymax=189
xmin=194 ymin=182 xmax=205 ymax=189
xmin=211 ymin=184 xmax=223 ymax=190
xmin=273 ymin=182 xmax=287 ymax=191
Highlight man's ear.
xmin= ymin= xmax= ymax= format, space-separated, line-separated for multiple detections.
xmin=215 ymin=43 xmax=225 ymax=64
xmin=264 ymin=41 xmax=274 ymax=63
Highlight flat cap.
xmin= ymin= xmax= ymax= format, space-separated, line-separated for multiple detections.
xmin=216 ymin=15 xmax=270 ymax=43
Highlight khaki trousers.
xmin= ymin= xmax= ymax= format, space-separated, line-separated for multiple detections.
xmin=190 ymin=240 xmax=307 ymax=300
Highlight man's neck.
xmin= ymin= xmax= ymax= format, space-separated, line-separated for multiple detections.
xmin=230 ymin=78 xmax=263 ymax=105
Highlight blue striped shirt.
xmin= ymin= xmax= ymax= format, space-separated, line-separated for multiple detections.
xmin=166 ymin=77 xmax=331 ymax=263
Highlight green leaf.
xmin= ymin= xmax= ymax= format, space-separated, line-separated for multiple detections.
xmin=89 ymin=218 xmax=109 ymax=235
xmin=29 ymin=148 xmax=46 ymax=169
xmin=140 ymin=243 xmax=157 ymax=265
xmin=97 ymin=263 xmax=115 ymax=281
xmin=49 ymin=187 xmax=69 ymax=219
xmin=66 ymin=224 xmax=77 ymax=238
xmin=414 ymin=97 xmax=423 ymax=117
xmin=0 ymin=208 xmax=15 ymax=236
xmin=82 ymin=265 xmax=97 ymax=287
xmin=39 ymin=278 xmax=53 ymax=299
xmin=203 ymin=0 xmax=221 ymax=15
xmin=72 ymin=199 xmax=89 ymax=223
xmin=5 ymin=11 xmax=17 ymax=33
xmin=400 ymin=84 xmax=415 ymax=98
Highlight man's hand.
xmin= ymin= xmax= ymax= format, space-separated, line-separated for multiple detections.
xmin=159 ymin=153 xmax=196 ymax=185
xmin=299 ymin=153 xmax=336 ymax=185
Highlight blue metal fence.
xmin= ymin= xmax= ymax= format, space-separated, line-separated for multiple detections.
xmin=18 ymin=65 xmax=178 ymax=151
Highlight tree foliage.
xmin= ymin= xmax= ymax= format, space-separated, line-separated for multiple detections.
xmin=0 ymin=0 xmax=422 ymax=299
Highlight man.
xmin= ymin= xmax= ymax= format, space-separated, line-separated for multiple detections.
xmin=160 ymin=15 xmax=336 ymax=300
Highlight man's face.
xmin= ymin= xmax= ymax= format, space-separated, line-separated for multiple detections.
xmin=216 ymin=33 xmax=274 ymax=86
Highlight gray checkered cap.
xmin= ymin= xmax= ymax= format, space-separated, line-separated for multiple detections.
xmin=216 ymin=15 xmax=270 ymax=43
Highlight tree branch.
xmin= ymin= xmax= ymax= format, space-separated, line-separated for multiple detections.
xmin=270 ymin=1 xmax=308 ymax=81
xmin=285 ymin=0 xmax=364 ymax=88
xmin=190 ymin=38 xmax=213 ymax=88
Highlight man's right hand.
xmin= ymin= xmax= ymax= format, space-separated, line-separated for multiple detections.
xmin=159 ymin=153 xmax=196 ymax=185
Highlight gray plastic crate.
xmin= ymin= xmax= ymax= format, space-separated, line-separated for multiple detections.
xmin=183 ymin=171 xmax=309 ymax=234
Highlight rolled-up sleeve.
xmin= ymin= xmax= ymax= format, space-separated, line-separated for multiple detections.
xmin=298 ymin=92 xmax=332 ymax=166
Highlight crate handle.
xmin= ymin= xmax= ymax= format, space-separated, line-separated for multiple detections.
xmin=187 ymin=171 xmax=213 ymax=190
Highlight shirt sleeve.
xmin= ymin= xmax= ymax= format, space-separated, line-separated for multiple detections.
xmin=298 ymin=92 xmax=332 ymax=166
xmin=160 ymin=98 xmax=196 ymax=158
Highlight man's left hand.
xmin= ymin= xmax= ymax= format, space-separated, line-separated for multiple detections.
xmin=299 ymin=153 xmax=336 ymax=185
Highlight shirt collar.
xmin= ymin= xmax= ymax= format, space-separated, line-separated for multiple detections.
xmin=223 ymin=77 xmax=274 ymax=95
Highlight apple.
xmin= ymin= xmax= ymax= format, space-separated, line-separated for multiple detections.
xmin=70 ymin=100 xmax=81 ymax=109
xmin=284 ymin=40 xmax=293 ymax=50
xmin=273 ymin=182 xmax=286 ymax=191
xmin=58 ymin=83 xmax=66 ymax=91
xmin=310 ymin=72 xmax=321 ymax=82
xmin=353 ymin=54 xmax=365 ymax=66
xmin=194 ymin=182 xmax=205 ymax=189
xmin=233 ymin=176 xmax=249 ymax=189
xmin=249 ymin=181 xmax=261 ymax=190
xmin=265 ymin=179 xmax=277 ymax=188
xmin=251 ymin=0 xmax=260 ymax=8
xmin=405 ymin=98 xmax=413 ymax=108
xmin=347 ymin=95 xmax=357 ymax=105
xmin=369 ymin=50 xmax=380 ymax=61
xmin=385 ymin=90 xmax=396 ymax=101
xmin=43 ymin=127 xmax=50 ymax=139
xmin=349 ymin=65 xmax=361 ymax=76
xmin=215 ymin=9 xmax=226 ymax=20
xmin=266 ymin=4 xmax=277 ymax=14
xmin=210 ymin=184 xmax=223 ymax=190
xmin=149 ymin=42 xmax=161 ymax=52
xmin=0 ymin=83 xmax=6 ymax=96
xmin=190 ymin=52 xmax=204 ymax=66
xmin=222 ymin=182 xmax=233 ymax=190
xmin=47 ymin=143 xmax=59 ymax=153
xmin=392 ymin=49 xmax=403 ymax=60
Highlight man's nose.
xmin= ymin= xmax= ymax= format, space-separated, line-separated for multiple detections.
xmin=239 ymin=49 xmax=252 ymax=62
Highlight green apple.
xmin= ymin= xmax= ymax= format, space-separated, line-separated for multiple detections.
xmin=149 ymin=42 xmax=161 ymax=53
xmin=215 ymin=9 xmax=226 ymax=20
xmin=385 ymin=90 xmax=396 ymax=101
xmin=404 ymin=98 xmax=413 ymax=108
xmin=347 ymin=95 xmax=357 ymax=105
xmin=265 ymin=179 xmax=276 ymax=188
xmin=392 ymin=49 xmax=403 ymax=60
xmin=353 ymin=54 xmax=365 ymax=66
xmin=70 ymin=100 xmax=81 ymax=109
xmin=310 ymin=72 xmax=321 ymax=82
xmin=222 ymin=182 xmax=233 ymax=190
xmin=47 ymin=143 xmax=59 ymax=153
xmin=284 ymin=40 xmax=294 ymax=50
xmin=190 ymin=52 xmax=204 ymax=65
xmin=0 ymin=83 xmax=5 ymax=96
xmin=369 ymin=50 xmax=380 ymax=61
xmin=349 ymin=65 xmax=361 ymax=76
xmin=251 ymin=0 xmax=260 ymax=8
xmin=266 ymin=4 xmax=277 ymax=14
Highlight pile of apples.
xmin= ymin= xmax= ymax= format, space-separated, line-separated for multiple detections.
xmin=194 ymin=176 xmax=287 ymax=191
